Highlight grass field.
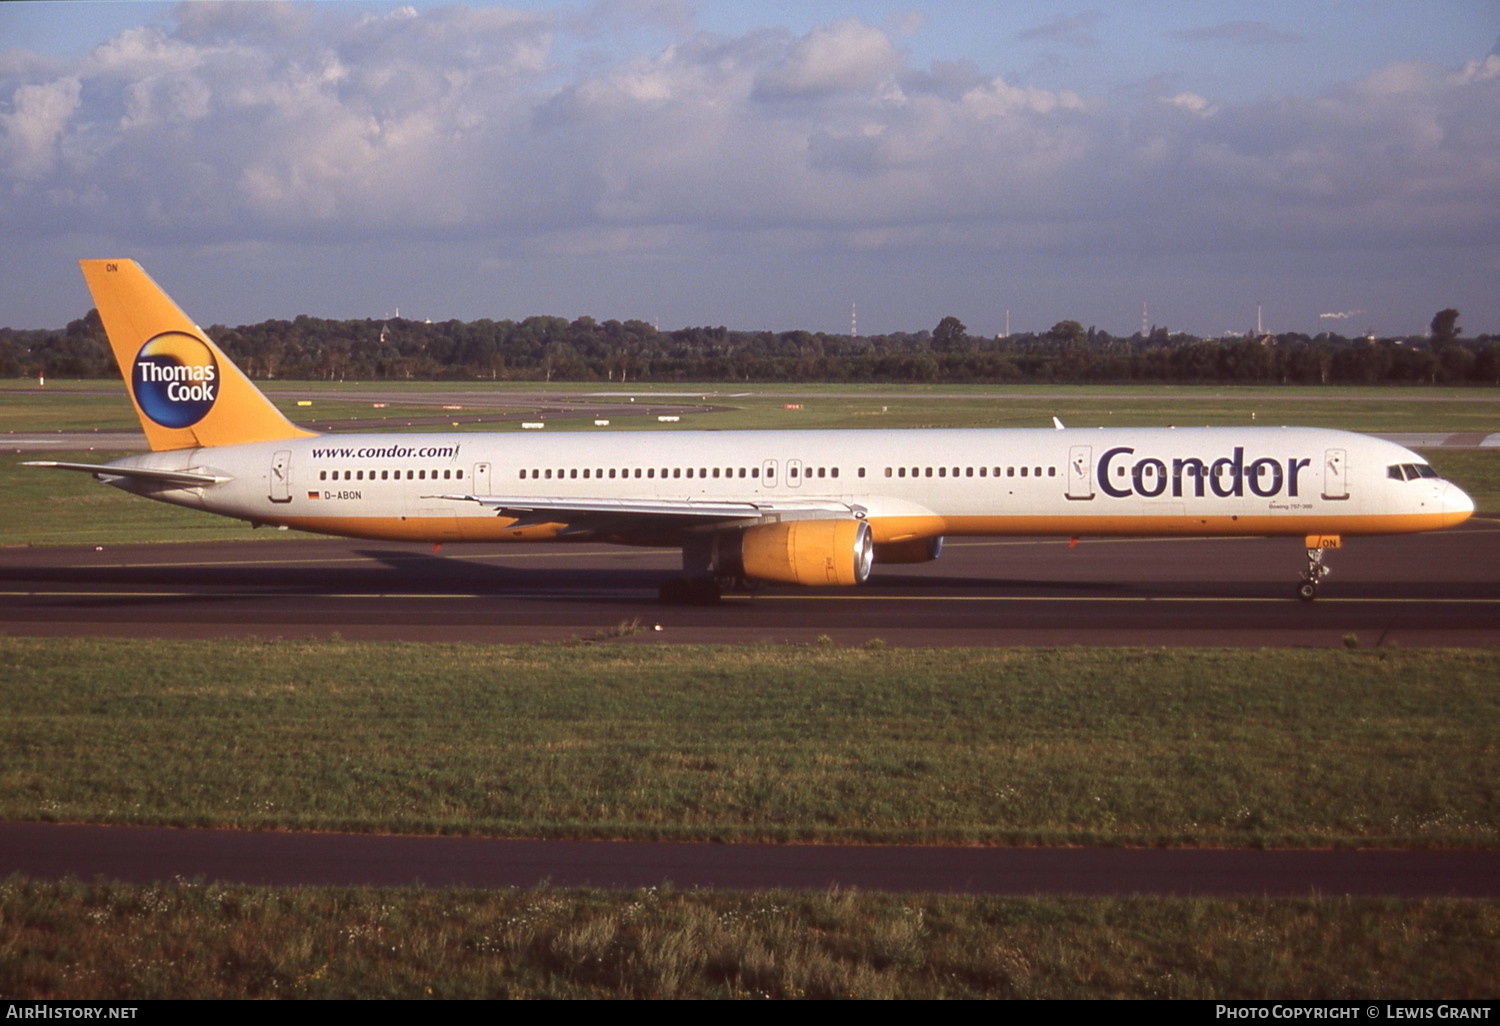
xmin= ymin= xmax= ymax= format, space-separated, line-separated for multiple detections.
xmin=3 ymin=879 xmax=1495 ymax=999
xmin=3 ymin=639 xmax=1495 ymax=848
xmin=6 ymin=378 xmax=1500 ymax=434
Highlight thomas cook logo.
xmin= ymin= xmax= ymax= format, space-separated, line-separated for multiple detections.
xmin=132 ymin=332 xmax=220 ymax=429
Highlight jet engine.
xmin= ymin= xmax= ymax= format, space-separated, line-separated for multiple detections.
xmin=729 ymin=519 xmax=874 ymax=586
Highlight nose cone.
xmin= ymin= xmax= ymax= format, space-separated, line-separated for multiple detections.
xmin=1444 ymin=482 xmax=1476 ymax=525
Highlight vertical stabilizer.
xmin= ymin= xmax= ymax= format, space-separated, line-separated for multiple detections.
xmin=80 ymin=259 xmax=315 ymax=451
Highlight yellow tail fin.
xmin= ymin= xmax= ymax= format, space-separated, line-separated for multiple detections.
xmin=80 ymin=260 xmax=315 ymax=451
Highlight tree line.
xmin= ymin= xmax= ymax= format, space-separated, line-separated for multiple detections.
xmin=3 ymin=308 xmax=1496 ymax=386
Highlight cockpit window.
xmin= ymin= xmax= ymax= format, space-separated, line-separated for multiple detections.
xmin=1388 ymin=463 xmax=1439 ymax=481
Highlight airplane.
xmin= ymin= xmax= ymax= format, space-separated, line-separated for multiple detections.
xmin=26 ymin=259 xmax=1475 ymax=603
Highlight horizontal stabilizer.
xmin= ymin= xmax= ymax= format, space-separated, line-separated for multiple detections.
xmin=23 ymin=461 xmax=230 ymax=486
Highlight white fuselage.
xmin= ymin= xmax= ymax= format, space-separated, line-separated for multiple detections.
xmin=101 ymin=425 xmax=1473 ymax=548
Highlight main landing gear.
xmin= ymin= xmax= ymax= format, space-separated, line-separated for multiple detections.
xmin=1296 ymin=535 xmax=1339 ymax=602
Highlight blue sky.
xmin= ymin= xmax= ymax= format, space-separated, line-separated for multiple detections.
xmin=2 ymin=1 xmax=1497 ymax=338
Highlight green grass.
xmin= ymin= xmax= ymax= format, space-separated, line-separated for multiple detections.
xmin=0 ymin=452 xmax=316 ymax=546
xmin=2 ymin=640 xmax=1495 ymax=848
xmin=2 ymin=879 xmax=1494 ymax=998
xmin=6 ymin=377 xmax=1500 ymax=434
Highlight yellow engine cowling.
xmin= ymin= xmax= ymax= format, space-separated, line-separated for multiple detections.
xmin=872 ymin=536 xmax=944 ymax=564
xmin=737 ymin=519 xmax=874 ymax=586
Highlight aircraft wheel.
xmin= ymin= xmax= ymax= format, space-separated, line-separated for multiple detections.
xmin=1296 ymin=581 xmax=1318 ymax=602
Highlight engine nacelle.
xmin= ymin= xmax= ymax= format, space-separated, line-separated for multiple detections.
xmin=733 ymin=519 xmax=874 ymax=586
xmin=872 ymin=536 xmax=944 ymax=564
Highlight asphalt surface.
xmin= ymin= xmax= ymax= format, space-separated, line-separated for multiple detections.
xmin=1 ymin=520 xmax=1497 ymax=646
xmin=6 ymin=823 xmax=1498 ymax=896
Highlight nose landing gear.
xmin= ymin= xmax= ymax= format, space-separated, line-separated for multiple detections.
xmin=1297 ymin=535 xmax=1340 ymax=602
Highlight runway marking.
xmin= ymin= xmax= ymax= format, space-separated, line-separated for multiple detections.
xmin=4 ymin=590 xmax=1497 ymax=605
xmin=733 ymin=594 xmax=1500 ymax=604
xmin=65 ymin=548 xmax=654 ymax=570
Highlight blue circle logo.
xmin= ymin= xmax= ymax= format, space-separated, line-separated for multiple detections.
xmin=132 ymin=332 xmax=220 ymax=428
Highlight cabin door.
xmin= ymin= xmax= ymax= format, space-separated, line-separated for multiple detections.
xmin=1321 ymin=449 xmax=1348 ymax=500
xmin=473 ymin=462 xmax=492 ymax=495
xmin=269 ymin=450 xmax=292 ymax=503
xmin=1066 ymin=445 xmax=1094 ymax=500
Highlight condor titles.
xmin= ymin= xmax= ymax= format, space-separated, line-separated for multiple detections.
xmin=1097 ymin=445 xmax=1312 ymax=500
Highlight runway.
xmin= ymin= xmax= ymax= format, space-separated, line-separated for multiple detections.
xmin=1 ymin=520 xmax=1497 ymax=645
xmin=5 ymin=822 xmax=1498 ymax=897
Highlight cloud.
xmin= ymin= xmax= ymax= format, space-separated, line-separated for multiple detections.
xmin=752 ymin=18 xmax=905 ymax=99
xmin=1161 ymin=92 xmax=1217 ymax=118
xmin=1014 ymin=11 xmax=1103 ymax=50
xmin=0 ymin=75 xmax=80 ymax=180
xmin=1170 ymin=21 xmax=1301 ymax=48
xmin=0 ymin=3 xmax=1496 ymax=327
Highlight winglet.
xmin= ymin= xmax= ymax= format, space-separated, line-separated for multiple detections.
xmin=79 ymin=260 xmax=315 ymax=451
xmin=1052 ymin=416 xmax=1066 ymax=430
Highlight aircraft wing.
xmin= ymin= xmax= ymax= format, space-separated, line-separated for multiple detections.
xmin=433 ymin=493 xmax=864 ymax=531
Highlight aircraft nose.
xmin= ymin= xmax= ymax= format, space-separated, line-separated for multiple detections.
xmin=1444 ymin=482 xmax=1475 ymax=523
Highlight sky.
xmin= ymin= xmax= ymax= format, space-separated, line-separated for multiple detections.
xmin=2 ymin=1 xmax=1498 ymax=339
